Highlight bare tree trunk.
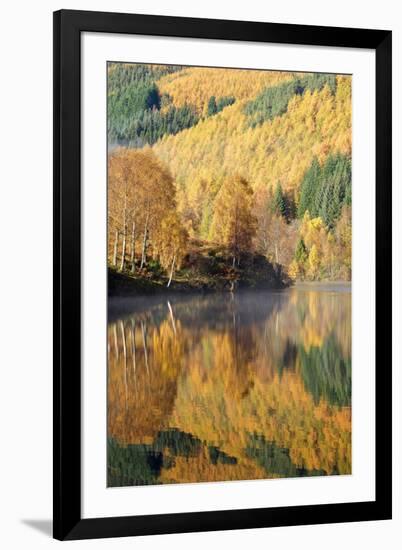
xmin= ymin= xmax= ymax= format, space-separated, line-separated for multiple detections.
xmin=130 ymin=221 xmax=136 ymax=274
xmin=119 ymin=192 xmax=128 ymax=272
xmin=113 ymin=230 xmax=119 ymax=267
xmin=167 ymin=255 xmax=176 ymax=287
xmin=120 ymin=224 xmax=127 ymax=272
xmin=140 ymin=212 xmax=149 ymax=269
xmin=275 ymin=243 xmax=279 ymax=264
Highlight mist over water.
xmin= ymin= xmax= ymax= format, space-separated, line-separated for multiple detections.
xmin=107 ymin=285 xmax=351 ymax=486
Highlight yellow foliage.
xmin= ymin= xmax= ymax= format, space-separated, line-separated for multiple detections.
xmin=288 ymin=259 xmax=300 ymax=281
xmin=157 ymin=67 xmax=295 ymax=113
xmin=108 ymin=148 xmax=189 ymax=275
xmin=210 ymin=175 xmax=256 ymax=261
xmin=308 ymin=245 xmax=320 ymax=279
xmin=153 ymin=76 xmax=351 ymax=218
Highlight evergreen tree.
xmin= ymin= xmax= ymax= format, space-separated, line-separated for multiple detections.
xmin=207 ymin=96 xmax=218 ymax=116
xmin=318 ymin=154 xmax=351 ymax=228
xmin=318 ymin=179 xmax=333 ymax=227
xmin=272 ymin=181 xmax=287 ymax=219
xmin=216 ymin=96 xmax=236 ymax=113
xmin=298 ymin=154 xmax=351 ymax=228
xmin=344 ymin=179 xmax=352 ymax=206
xmin=298 ymin=158 xmax=321 ymax=218
xmin=146 ymin=84 xmax=161 ymax=110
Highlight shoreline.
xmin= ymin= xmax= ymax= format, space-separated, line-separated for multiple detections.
xmin=108 ymin=265 xmax=289 ymax=298
xmin=108 ymin=268 xmax=351 ymax=299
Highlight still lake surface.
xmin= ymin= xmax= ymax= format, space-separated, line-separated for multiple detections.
xmin=107 ymin=284 xmax=351 ymax=486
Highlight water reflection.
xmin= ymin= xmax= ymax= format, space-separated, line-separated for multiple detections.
xmin=107 ymin=285 xmax=351 ymax=486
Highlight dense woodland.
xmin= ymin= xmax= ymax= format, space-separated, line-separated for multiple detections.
xmin=108 ymin=63 xmax=352 ymax=289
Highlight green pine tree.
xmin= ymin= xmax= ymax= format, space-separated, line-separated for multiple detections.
xmin=272 ymin=181 xmax=287 ymax=219
xmin=298 ymin=158 xmax=321 ymax=218
xmin=207 ymin=96 xmax=217 ymax=116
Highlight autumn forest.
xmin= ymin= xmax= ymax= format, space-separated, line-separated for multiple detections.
xmin=107 ymin=62 xmax=352 ymax=487
xmin=108 ymin=63 xmax=352 ymax=291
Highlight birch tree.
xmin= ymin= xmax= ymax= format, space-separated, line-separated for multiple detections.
xmin=156 ymin=212 xmax=188 ymax=287
xmin=108 ymin=149 xmax=138 ymax=271
xmin=108 ymin=148 xmax=180 ymax=272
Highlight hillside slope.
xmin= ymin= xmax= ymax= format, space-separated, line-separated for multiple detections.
xmin=157 ymin=67 xmax=294 ymax=113
xmin=107 ymin=64 xmax=352 ymax=282
xmin=153 ymin=76 xmax=351 ymax=195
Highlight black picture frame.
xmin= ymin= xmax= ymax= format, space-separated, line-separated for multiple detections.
xmin=53 ymin=9 xmax=392 ymax=541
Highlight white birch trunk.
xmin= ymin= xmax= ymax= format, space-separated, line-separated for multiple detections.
xmin=119 ymin=193 xmax=128 ymax=272
xmin=140 ymin=212 xmax=149 ymax=269
xmin=120 ymin=224 xmax=127 ymax=272
xmin=167 ymin=254 xmax=176 ymax=287
xmin=130 ymin=221 xmax=136 ymax=273
xmin=113 ymin=230 xmax=119 ymax=267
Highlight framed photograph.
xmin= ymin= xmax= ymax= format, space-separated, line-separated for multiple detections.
xmin=53 ymin=9 xmax=392 ymax=540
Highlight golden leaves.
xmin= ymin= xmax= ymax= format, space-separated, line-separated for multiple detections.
xmin=157 ymin=67 xmax=294 ymax=113
xmin=152 ymin=74 xmax=351 ymax=232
